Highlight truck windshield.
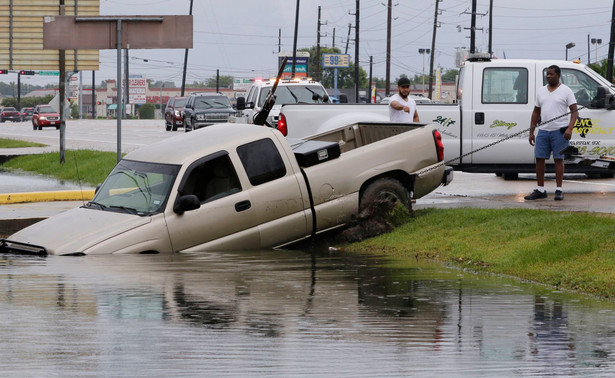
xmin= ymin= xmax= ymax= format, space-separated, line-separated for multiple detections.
xmin=87 ymin=160 xmax=180 ymax=216
xmin=258 ymin=85 xmax=328 ymax=107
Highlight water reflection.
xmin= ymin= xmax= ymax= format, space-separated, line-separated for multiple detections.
xmin=1 ymin=250 xmax=615 ymax=376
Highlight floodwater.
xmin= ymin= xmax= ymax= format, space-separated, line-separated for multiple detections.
xmin=1 ymin=249 xmax=615 ymax=377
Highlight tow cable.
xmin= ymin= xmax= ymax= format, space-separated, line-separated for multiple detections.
xmin=416 ymin=105 xmax=586 ymax=176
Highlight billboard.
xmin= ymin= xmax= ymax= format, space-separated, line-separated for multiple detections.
xmin=0 ymin=1 xmax=100 ymax=71
xmin=278 ymin=51 xmax=310 ymax=79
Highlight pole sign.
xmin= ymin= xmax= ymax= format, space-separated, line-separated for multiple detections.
xmin=38 ymin=71 xmax=60 ymax=76
xmin=322 ymin=54 xmax=350 ymax=68
xmin=123 ymin=74 xmax=147 ymax=104
xmin=278 ymin=51 xmax=310 ymax=79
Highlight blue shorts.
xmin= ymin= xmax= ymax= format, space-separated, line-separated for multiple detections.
xmin=535 ymin=129 xmax=569 ymax=159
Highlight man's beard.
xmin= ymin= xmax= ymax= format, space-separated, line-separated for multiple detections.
xmin=398 ymin=90 xmax=408 ymax=99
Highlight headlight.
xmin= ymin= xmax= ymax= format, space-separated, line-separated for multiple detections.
xmin=174 ymin=110 xmax=180 ymax=117
xmin=196 ymin=114 xmax=205 ymax=120
xmin=40 ymin=116 xmax=47 ymax=120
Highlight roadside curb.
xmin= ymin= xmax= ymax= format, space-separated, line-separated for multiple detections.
xmin=0 ymin=190 xmax=95 ymax=204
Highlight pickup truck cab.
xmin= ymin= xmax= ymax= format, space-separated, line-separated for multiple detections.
xmin=1 ymin=122 xmax=451 ymax=256
xmin=279 ymin=56 xmax=615 ymax=179
xmin=231 ymin=77 xmax=330 ymax=127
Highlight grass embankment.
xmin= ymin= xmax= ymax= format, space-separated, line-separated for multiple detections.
xmin=349 ymin=207 xmax=615 ymax=299
xmin=0 ymin=138 xmax=46 ymax=148
xmin=1 ymin=150 xmax=117 ymax=186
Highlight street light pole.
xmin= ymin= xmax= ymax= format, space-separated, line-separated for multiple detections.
xmin=419 ymin=48 xmax=430 ymax=96
xmin=591 ymin=38 xmax=602 ymax=64
xmin=566 ymin=42 xmax=575 ymax=61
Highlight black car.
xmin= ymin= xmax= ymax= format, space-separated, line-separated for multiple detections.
xmin=182 ymin=93 xmax=235 ymax=132
xmin=20 ymin=107 xmax=34 ymax=122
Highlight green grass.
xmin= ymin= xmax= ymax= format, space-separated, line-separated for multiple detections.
xmin=1 ymin=150 xmax=118 ymax=186
xmin=348 ymin=208 xmax=615 ymax=299
xmin=0 ymin=138 xmax=46 ymax=148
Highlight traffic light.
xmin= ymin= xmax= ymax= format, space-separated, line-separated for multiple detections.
xmin=0 ymin=69 xmax=8 ymax=74
xmin=97 ymin=101 xmax=102 ymax=105
xmin=19 ymin=70 xmax=35 ymax=75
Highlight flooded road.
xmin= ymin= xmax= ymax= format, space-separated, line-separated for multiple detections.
xmin=2 ymin=249 xmax=615 ymax=376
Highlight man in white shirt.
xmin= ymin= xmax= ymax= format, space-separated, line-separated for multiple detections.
xmin=389 ymin=77 xmax=420 ymax=123
xmin=524 ymin=65 xmax=577 ymax=201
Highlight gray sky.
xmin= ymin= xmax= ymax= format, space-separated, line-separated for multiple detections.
xmin=4 ymin=0 xmax=614 ymax=87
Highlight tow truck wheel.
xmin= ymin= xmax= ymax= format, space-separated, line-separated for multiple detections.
xmin=360 ymin=178 xmax=411 ymax=217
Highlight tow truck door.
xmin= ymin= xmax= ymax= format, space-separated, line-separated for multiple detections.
xmin=469 ymin=62 xmax=537 ymax=164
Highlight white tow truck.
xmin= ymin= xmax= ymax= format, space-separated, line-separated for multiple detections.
xmin=230 ymin=77 xmax=330 ymax=128
xmin=278 ymin=55 xmax=615 ymax=179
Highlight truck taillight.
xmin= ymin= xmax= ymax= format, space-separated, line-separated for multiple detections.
xmin=433 ymin=129 xmax=444 ymax=162
xmin=277 ymin=113 xmax=288 ymax=136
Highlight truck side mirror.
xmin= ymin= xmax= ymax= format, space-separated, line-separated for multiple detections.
xmin=592 ymin=86 xmax=608 ymax=109
xmin=323 ymin=94 xmax=330 ymax=103
xmin=339 ymin=94 xmax=348 ymax=103
xmin=173 ymin=194 xmax=201 ymax=214
xmin=236 ymin=97 xmax=246 ymax=110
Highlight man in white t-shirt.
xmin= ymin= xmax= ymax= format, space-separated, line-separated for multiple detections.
xmin=389 ymin=77 xmax=420 ymax=123
xmin=524 ymin=65 xmax=577 ymax=201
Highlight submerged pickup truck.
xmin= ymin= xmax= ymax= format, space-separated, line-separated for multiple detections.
xmin=1 ymin=122 xmax=451 ymax=256
xmin=278 ymin=56 xmax=615 ymax=179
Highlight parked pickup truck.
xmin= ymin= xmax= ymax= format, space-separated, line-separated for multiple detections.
xmin=1 ymin=122 xmax=452 ymax=256
xmin=279 ymin=56 xmax=615 ymax=179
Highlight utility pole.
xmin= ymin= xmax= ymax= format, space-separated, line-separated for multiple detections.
xmin=278 ymin=28 xmax=282 ymax=53
xmin=316 ymin=6 xmax=324 ymax=82
xmin=292 ymin=0 xmax=300 ymax=77
xmin=428 ymin=0 xmax=441 ymax=100
xmin=181 ymin=0 xmax=194 ymax=96
xmin=345 ymin=23 xmax=351 ymax=55
xmin=488 ymin=0 xmax=493 ymax=57
xmin=123 ymin=48 xmax=129 ymax=119
xmin=608 ymin=1 xmax=615 ymax=83
xmin=385 ymin=0 xmax=392 ymax=96
xmin=368 ymin=55 xmax=373 ymax=103
xmin=470 ymin=0 xmax=477 ymax=53
xmin=92 ymin=71 xmax=96 ymax=119
xmin=332 ymin=27 xmax=336 ymax=48
xmin=354 ymin=0 xmax=360 ymax=103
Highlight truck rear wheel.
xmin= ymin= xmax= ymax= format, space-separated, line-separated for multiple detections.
xmin=360 ymin=178 xmax=411 ymax=217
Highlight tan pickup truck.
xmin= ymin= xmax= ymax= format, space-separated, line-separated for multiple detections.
xmin=1 ymin=122 xmax=452 ymax=256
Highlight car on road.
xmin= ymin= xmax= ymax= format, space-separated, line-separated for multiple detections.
xmin=164 ymin=96 xmax=187 ymax=131
xmin=183 ymin=92 xmax=235 ymax=132
xmin=19 ymin=107 xmax=34 ymax=122
xmin=32 ymin=105 xmax=60 ymax=130
xmin=1 ymin=107 xmax=21 ymax=122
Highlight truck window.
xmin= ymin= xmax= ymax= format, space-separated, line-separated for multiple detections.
xmin=482 ymin=68 xmax=528 ymax=104
xmin=544 ymin=68 xmax=600 ymax=107
xmin=237 ymin=138 xmax=287 ymax=186
xmin=181 ymin=154 xmax=241 ymax=203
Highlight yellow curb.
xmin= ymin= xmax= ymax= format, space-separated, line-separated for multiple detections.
xmin=0 ymin=190 xmax=95 ymax=204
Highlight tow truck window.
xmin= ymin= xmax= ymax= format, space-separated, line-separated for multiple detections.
xmin=544 ymin=68 xmax=600 ymax=107
xmin=237 ymin=138 xmax=286 ymax=186
xmin=258 ymin=85 xmax=328 ymax=107
xmin=482 ymin=68 xmax=528 ymax=104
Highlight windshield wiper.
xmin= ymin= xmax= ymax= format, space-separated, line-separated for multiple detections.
xmin=85 ymin=201 xmax=107 ymax=210
xmin=286 ymin=87 xmax=299 ymax=102
xmin=109 ymin=205 xmax=140 ymax=215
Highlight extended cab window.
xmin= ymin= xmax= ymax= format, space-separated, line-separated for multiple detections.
xmin=544 ymin=68 xmax=600 ymax=107
xmin=237 ymin=138 xmax=286 ymax=186
xmin=181 ymin=154 xmax=241 ymax=203
xmin=482 ymin=68 xmax=528 ymax=104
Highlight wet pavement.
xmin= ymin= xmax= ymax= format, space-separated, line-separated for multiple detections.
xmin=2 ymin=249 xmax=615 ymax=376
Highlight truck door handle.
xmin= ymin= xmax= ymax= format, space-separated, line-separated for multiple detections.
xmin=235 ymin=200 xmax=251 ymax=212
xmin=475 ymin=112 xmax=484 ymax=125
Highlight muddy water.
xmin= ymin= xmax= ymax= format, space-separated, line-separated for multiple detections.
xmin=1 ymin=249 xmax=615 ymax=376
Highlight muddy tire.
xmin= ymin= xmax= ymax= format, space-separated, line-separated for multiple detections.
xmin=360 ymin=178 xmax=411 ymax=217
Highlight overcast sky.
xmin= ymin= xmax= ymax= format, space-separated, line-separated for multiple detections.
xmin=4 ymin=0 xmax=615 ymax=88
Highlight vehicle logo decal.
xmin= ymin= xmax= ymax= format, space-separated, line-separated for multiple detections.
xmin=490 ymin=120 xmax=517 ymax=130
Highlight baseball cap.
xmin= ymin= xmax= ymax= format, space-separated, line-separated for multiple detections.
xmin=398 ymin=77 xmax=411 ymax=87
